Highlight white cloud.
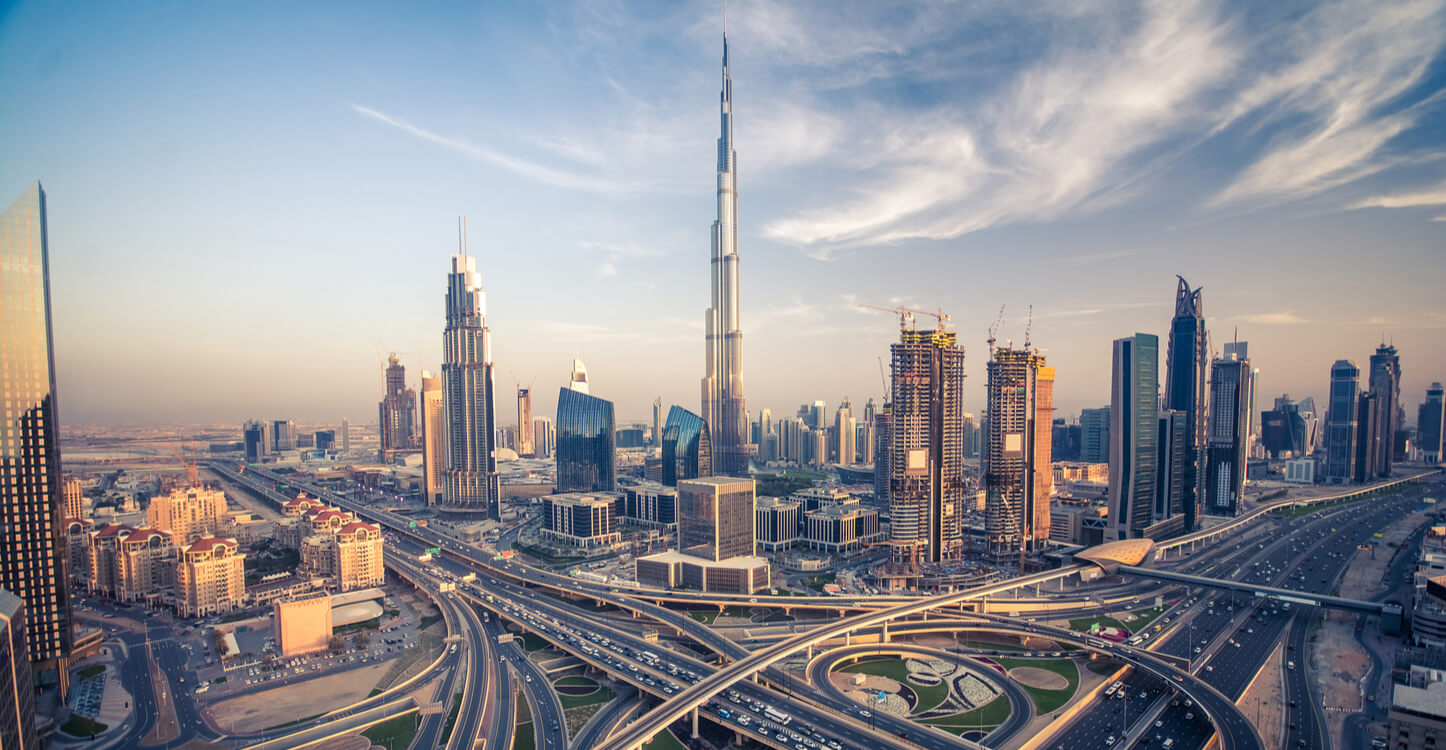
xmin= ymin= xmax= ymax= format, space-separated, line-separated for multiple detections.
xmin=1235 ymin=311 xmax=1309 ymax=325
xmin=1349 ymin=182 xmax=1446 ymax=210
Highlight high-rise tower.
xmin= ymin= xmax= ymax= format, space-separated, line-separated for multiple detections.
xmin=440 ymin=224 xmax=500 ymax=519
xmin=0 ymin=183 xmax=73 ymax=693
xmin=1418 ymin=382 xmax=1444 ymax=464
xmin=1165 ymin=276 xmax=1207 ymax=531
xmin=983 ymin=346 xmax=1054 ymax=562
xmin=1358 ymin=343 xmax=1401 ymax=480
xmin=516 ymin=387 xmax=535 ymax=458
xmin=420 ymin=372 xmax=444 ymax=505
xmin=701 ymin=29 xmax=754 ymax=477
xmin=1109 ymin=333 xmax=1159 ymax=541
xmin=1324 ymin=360 xmax=1360 ymax=483
xmin=378 ymin=354 xmax=416 ymax=460
xmin=1205 ymin=343 xmax=1253 ymax=516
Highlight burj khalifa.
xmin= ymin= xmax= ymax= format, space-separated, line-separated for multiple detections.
xmin=701 ymin=30 xmax=754 ymax=476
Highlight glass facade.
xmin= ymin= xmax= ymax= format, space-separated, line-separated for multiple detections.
xmin=678 ymin=478 xmax=755 ymax=561
xmin=556 ymin=388 xmax=616 ymax=493
xmin=1110 ymin=333 xmax=1159 ymax=539
xmin=661 ymin=406 xmax=712 ymax=487
xmin=1324 ymin=360 xmax=1360 ymax=483
xmin=0 ymin=589 xmax=36 ymax=750
xmin=0 ymin=183 xmax=73 ymax=670
xmin=1165 ymin=276 xmax=1207 ymax=531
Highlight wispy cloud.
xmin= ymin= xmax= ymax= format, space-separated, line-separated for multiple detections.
xmin=1234 ymin=311 xmax=1310 ymax=325
xmin=579 ymin=241 xmax=664 ymax=279
xmin=352 ymin=104 xmax=651 ymax=195
xmin=1349 ymin=182 xmax=1446 ymax=210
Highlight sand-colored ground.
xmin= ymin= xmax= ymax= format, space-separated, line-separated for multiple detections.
xmin=204 ymin=660 xmax=394 ymax=734
xmin=1237 ymin=641 xmax=1285 ymax=750
xmin=1008 ymin=667 xmax=1068 ymax=690
xmin=831 ymin=672 xmax=901 ymax=693
xmin=1310 ymin=504 xmax=1433 ymax=741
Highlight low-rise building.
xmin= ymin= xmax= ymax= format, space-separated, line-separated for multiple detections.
xmin=1284 ymin=458 xmax=1316 ymax=484
xmin=541 ymin=493 xmax=622 ymax=551
xmin=801 ymin=501 xmax=881 ymax=553
xmin=177 ymin=537 xmax=245 ymax=618
xmin=1049 ymin=501 xmax=1109 ymax=546
xmin=790 ymin=487 xmax=851 ymax=512
xmin=1387 ymin=665 xmax=1446 ymax=750
xmin=620 ymin=482 xmax=678 ymax=531
xmin=274 ymin=594 xmax=334 ymax=657
xmin=755 ymin=497 xmax=800 ymax=552
xmin=634 ymin=549 xmax=769 ymax=594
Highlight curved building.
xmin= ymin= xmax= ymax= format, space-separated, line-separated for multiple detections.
xmin=662 ymin=406 xmax=712 ymax=487
xmin=556 ymin=387 xmax=616 ymax=493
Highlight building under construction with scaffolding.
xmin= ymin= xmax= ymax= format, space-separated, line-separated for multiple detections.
xmin=881 ymin=315 xmax=967 ymax=580
xmin=983 ymin=345 xmax=1055 ymax=564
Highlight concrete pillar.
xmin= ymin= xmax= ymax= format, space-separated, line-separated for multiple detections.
xmin=845 ymin=631 xmax=851 ymax=646
xmin=881 ymin=622 xmax=889 ymax=643
xmin=692 ymin=707 xmax=699 ymax=738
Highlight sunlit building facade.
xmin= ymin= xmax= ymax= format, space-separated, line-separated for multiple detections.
xmin=0 ymin=183 xmax=73 ymax=687
xmin=662 ymin=406 xmax=712 ymax=487
xmin=440 ymin=249 xmax=501 ymax=518
xmin=176 ymin=537 xmax=245 ymax=618
xmin=888 ymin=326 xmax=967 ymax=566
xmin=147 ymin=486 xmax=227 ymax=544
xmin=556 ymin=387 xmax=616 ymax=493
xmin=420 ymin=371 xmax=444 ymax=505
xmin=1109 ymin=333 xmax=1159 ymax=540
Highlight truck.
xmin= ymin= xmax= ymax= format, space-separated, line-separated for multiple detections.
xmin=417 ymin=553 xmax=433 ymax=562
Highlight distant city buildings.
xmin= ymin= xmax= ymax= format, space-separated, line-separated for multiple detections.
xmin=62 ymin=478 xmax=84 ymax=521
xmin=272 ymin=419 xmax=296 ymax=453
xmin=1260 ymin=395 xmax=1318 ymax=459
xmin=244 ymin=420 xmax=268 ymax=462
xmin=0 ymin=182 xmax=73 ymax=689
xmin=887 ymin=321 xmax=967 ymax=571
xmin=1418 ymin=382 xmax=1444 ymax=463
xmin=532 ymin=416 xmax=556 ymax=459
xmin=1205 ymin=343 xmax=1253 ymax=516
xmin=516 ymin=387 xmax=535 ymax=457
xmin=556 ymin=366 xmax=617 ymax=493
xmin=1164 ymin=276 xmax=1207 ymax=532
xmin=378 ymin=354 xmax=417 ymax=460
xmin=420 ymin=371 xmax=444 ymax=505
xmin=313 ymin=430 xmax=335 ymax=452
xmin=983 ymin=346 xmax=1054 ymax=561
xmin=1357 ymin=343 xmax=1402 ymax=482
xmin=440 ymin=245 xmax=501 ymax=519
xmin=1080 ymin=407 xmax=1111 ymax=463
xmin=1324 ymin=360 xmax=1360 ymax=484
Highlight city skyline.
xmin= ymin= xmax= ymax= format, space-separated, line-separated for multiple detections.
xmin=2 ymin=1 xmax=1445 ymax=428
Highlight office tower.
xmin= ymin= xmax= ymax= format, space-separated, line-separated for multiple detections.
xmin=678 ymin=477 xmax=756 ymax=561
xmin=1261 ymin=395 xmax=1318 ymax=458
xmin=271 ymin=419 xmax=296 ymax=452
xmin=888 ymin=322 xmax=967 ymax=566
xmin=1205 ymin=346 xmax=1253 ymax=516
xmin=860 ymin=399 xmax=876 ymax=465
xmin=959 ymin=413 xmax=977 ymax=459
xmin=1109 ymin=333 xmax=1159 ymax=540
xmin=810 ymin=429 xmax=828 ymax=470
xmin=313 ymin=430 xmax=335 ymax=452
xmin=1324 ymin=361 xmax=1360 ymax=483
xmin=243 ymin=420 xmax=268 ymax=463
xmin=1164 ymin=276 xmax=1207 ymax=531
xmin=1156 ymin=410 xmax=1187 ymax=537
xmin=378 ymin=354 xmax=417 ymax=460
xmin=1358 ymin=343 xmax=1402 ymax=480
xmin=0 ymin=588 xmax=36 ymax=750
xmin=440 ymin=240 xmax=501 ymax=518
xmin=809 ymin=401 xmax=826 ymax=431
xmin=835 ymin=399 xmax=855 ymax=465
xmin=61 ymin=479 xmax=83 ymax=521
xmin=662 ymin=406 xmax=712 ymax=487
xmin=873 ymin=408 xmax=891 ymax=503
xmin=541 ymin=494 xmax=619 ymax=550
xmin=568 ymin=358 xmax=589 ymax=395
xmin=617 ymin=426 xmax=646 ymax=449
xmin=983 ymin=347 xmax=1054 ymax=561
xmin=652 ymin=397 xmax=663 ymax=449
xmin=533 ymin=417 xmax=556 ymax=459
xmin=420 ymin=372 xmax=444 ymax=505
xmin=516 ymin=387 xmax=535 ymax=458
xmin=556 ymin=382 xmax=616 ymax=493
xmin=0 ymin=183 xmax=73 ymax=691
xmin=1418 ymin=383 xmax=1444 ymax=463
xmin=698 ymin=31 xmax=754 ymax=477
xmin=341 ymin=418 xmax=350 ymax=452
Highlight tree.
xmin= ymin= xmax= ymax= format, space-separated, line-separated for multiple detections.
xmin=352 ymin=631 xmax=369 ymax=651
xmin=328 ymin=635 xmax=344 ymax=655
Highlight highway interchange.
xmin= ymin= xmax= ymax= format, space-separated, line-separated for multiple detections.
xmin=194 ymin=461 xmax=1442 ymax=750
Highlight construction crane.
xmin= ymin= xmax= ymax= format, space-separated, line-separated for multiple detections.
xmin=877 ymin=356 xmax=889 ymax=401
xmin=1023 ymin=304 xmax=1033 ymax=350
xmin=986 ymin=304 xmax=1006 ymax=354
xmin=859 ymin=304 xmax=952 ymax=331
xmin=170 ymin=443 xmax=199 ymax=487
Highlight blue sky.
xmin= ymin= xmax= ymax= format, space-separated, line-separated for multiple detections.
xmin=2 ymin=0 xmax=1445 ymax=428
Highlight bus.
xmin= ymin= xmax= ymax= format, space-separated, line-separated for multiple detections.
xmin=764 ymin=707 xmax=793 ymax=726
xmin=640 ymin=651 xmax=659 ymax=664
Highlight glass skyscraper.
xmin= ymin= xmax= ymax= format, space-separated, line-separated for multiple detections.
xmin=1325 ymin=360 xmax=1360 ymax=483
xmin=1165 ymin=276 xmax=1207 ymax=531
xmin=1109 ymin=333 xmax=1159 ymax=540
xmin=555 ymin=387 xmax=616 ymax=493
xmin=0 ymin=183 xmax=74 ymax=688
xmin=662 ymin=406 xmax=712 ymax=487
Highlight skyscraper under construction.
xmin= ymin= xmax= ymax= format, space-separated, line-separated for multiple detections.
xmin=983 ymin=346 xmax=1054 ymax=562
xmin=886 ymin=321 xmax=966 ymax=572
xmin=378 ymin=353 xmax=416 ymax=460
xmin=700 ymin=28 xmax=754 ymax=477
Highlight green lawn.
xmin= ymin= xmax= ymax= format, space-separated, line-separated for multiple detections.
xmin=439 ymin=691 xmax=463 ymax=744
xmin=837 ymin=658 xmax=949 ymax=714
xmin=921 ymin=694 xmax=1012 ymax=733
xmin=1068 ymin=614 xmax=1129 ymax=634
xmin=362 ymin=713 xmax=417 ymax=750
xmin=689 ymin=610 xmax=719 ymax=624
xmin=559 ymin=685 xmax=615 ymax=709
xmin=646 ymin=729 xmax=688 ymax=750
xmin=555 ymin=676 xmax=596 ymax=687
xmin=802 ymin=573 xmax=837 ymax=592
xmin=60 ymin=715 xmax=108 ymax=737
xmin=996 ymin=657 xmax=1079 ymax=714
xmin=418 ymin=613 xmax=444 ymax=630
xmin=721 ymin=605 xmax=752 ymax=618
xmin=76 ymin=664 xmax=105 ymax=680
xmin=212 ymin=675 xmax=227 ymax=684
xmin=513 ymin=723 xmax=535 ymax=750
xmin=1128 ymin=605 xmax=1169 ymax=629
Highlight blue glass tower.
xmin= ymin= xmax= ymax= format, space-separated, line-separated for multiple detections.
xmin=662 ymin=406 xmax=712 ymax=487
xmin=1165 ymin=276 xmax=1207 ymax=531
xmin=556 ymin=387 xmax=616 ymax=493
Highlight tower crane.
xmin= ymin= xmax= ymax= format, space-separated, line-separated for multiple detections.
xmin=858 ymin=304 xmax=952 ymax=330
xmin=877 ymin=356 xmax=889 ymax=401
xmin=1023 ymin=304 xmax=1034 ymax=350
xmin=986 ymin=305 xmax=1006 ymax=354
xmin=170 ymin=443 xmax=199 ymax=487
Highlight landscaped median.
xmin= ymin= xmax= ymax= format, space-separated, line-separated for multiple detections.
xmin=554 ymin=674 xmax=616 ymax=734
xmin=993 ymin=657 xmax=1078 ymax=714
